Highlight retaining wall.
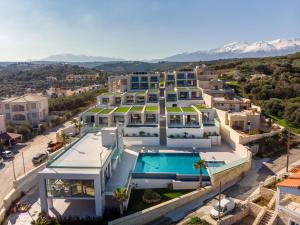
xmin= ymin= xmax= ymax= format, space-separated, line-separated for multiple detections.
xmin=108 ymin=186 xmax=213 ymax=225
xmin=123 ymin=137 xmax=159 ymax=146
xmin=166 ymin=138 xmax=211 ymax=148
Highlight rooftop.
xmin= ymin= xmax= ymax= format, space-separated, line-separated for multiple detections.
xmin=98 ymin=108 xmax=114 ymax=115
xmin=88 ymin=108 xmax=103 ymax=113
xmin=145 ymin=106 xmax=159 ymax=112
xmin=47 ymin=132 xmax=111 ymax=169
xmin=1 ymin=94 xmax=47 ymax=103
xmin=130 ymin=106 xmax=144 ymax=112
xmin=167 ymin=107 xmax=182 ymax=113
xmin=114 ymin=107 xmax=131 ymax=113
xmin=181 ymin=107 xmax=196 ymax=113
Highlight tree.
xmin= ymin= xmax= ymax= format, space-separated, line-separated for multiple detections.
xmin=262 ymin=98 xmax=284 ymax=117
xmin=71 ymin=118 xmax=82 ymax=134
xmin=193 ymin=159 xmax=207 ymax=188
xmin=113 ymin=187 xmax=128 ymax=216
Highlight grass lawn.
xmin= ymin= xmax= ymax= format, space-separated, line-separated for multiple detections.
xmin=88 ymin=108 xmax=103 ymax=113
xmin=181 ymin=107 xmax=196 ymax=113
xmin=126 ymin=189 xmax=191 ymax=214
xmin=98 ymin=108 xmax=114 ymax=114
xmin=194 ymin=104 xmax=210 ymax=110
xmin=114 ymin=107 xmax=131 ymax=113
xmin=130 ymin=106 xmax=144 ymax=112
xmin=145 ymin=106 xmax=159 ymax=112
xmin=266 ymin=113 xmax=300 ymax=134
xmin=167 ymin=107 xmax=182 ymax=113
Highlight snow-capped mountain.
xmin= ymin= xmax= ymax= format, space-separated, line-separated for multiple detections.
xmin=159 ymin=38 xmax=300 ymax=62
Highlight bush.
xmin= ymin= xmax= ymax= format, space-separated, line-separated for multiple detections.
xmin=187 ymin=216 xmax=211 ymax=225
xmin=142 ymin=189 xmax=161 ymax=203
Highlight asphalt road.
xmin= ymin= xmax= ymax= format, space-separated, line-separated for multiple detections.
xmin=0 ymin=121 xmax=72 ymax=208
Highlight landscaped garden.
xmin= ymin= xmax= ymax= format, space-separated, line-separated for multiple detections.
xmin=126 ymin=189 xmax=191 ymax=214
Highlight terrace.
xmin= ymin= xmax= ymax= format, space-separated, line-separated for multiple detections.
xmin=144 ymin=106 xmax=159 ymax=124
xmin=88 ymin=108 xmax=103 ymax=113
xmin=128 ymin=106 xmax=144 ymax=125
xmin=114 ymin=106 xmax=131 ymax=114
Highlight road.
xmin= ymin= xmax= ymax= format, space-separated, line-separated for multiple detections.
xmin=0 ymin=121 xmax=72 ymax=208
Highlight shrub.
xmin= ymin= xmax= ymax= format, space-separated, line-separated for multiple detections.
xmin=153 ymin=133 xmax=158 ymax=137
xmin=187 ymin=216 xmax=211 ymax=225
xmin=139 ymin=131 xmax=145 ymax=137
xmin=142 ymin=189 xmax=161 ymax=204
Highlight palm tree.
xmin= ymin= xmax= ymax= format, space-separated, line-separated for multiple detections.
xmin=71 ymin=118 xmax=82 ymax=134
xmin=113 ymin=187 xmax=128 ymax=216
xmin=193 ymin=159 xmax=207 ymax=188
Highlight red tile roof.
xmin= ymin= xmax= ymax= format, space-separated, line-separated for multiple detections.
xmin=277 ymin=169 xmax=300 ymax=188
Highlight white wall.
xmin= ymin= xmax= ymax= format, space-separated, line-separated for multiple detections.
xmin=123 ymin=127 xmax=159 ymax=136
xmin=0 ymin=115 xmax=5 ymax=133
xmin=167 ymin=138 xmax=212 ymax=148
xmin=167 ymin=127 xmax=204 ymax=137
xmin=123 ymin=137 xmax=159 ymax=146
xmin=172 ymin=180 xmax=210 ymax=190
xmin=132 ymin=178 xmax=172 ymax=189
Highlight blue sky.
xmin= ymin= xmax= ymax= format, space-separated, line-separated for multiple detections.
xmin=0 ymin=0 xmax=299 ymax=61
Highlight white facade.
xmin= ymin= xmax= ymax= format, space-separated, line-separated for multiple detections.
xmin=0 ymin=94 xmax=48 ymax=125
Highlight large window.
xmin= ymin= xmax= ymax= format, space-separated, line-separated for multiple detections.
xmin=187 ymin=73 xmax=196 ymax=79
xmin=46 ymin=179 xmax=95 ymax=198
xmin=177 ymin=73 xmax=185 ymax=79
xmin=140 ymin=76 xmax=148 ymax=82
xmin=131 ymin=83 xmax=139 ymax=89
xmin=131 ymin=76 xmax=139 ymax=82
xmin=150 ymin=76 xmax=158 ymax=82
xmin=167 ymin=75 xmax=175 ymax=81
xmin=140 ymin=83 xmax=149 ymax=89
xmin=177 ymin=80 xmax=186 ymax=87
xmin=12 ymin=105 xmax=25 ymax=112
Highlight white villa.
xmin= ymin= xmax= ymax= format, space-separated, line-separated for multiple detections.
xmin=37 ymin=65 xmax=280 ymax=220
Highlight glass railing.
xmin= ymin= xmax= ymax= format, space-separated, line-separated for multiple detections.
xmin=208 ymin=157 xmax=249 ymax=175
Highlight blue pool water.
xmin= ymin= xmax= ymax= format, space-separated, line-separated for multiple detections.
xmin=134 ymin=153 xmax=212 ymax=176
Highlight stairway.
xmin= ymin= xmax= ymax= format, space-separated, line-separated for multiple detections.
xmin=159 ymin=87 xmax=167 ymax=146
xmin=259 ymin=210 xmax=274 ymax=225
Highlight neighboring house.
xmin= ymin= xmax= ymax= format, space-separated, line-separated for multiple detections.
xmin=66 ymin=73 xmax=100 ymax=82
xmin=276 ymin=169 xmax=300 ymax=225
xmin=0 ymin=94 xmax=49 ymax=126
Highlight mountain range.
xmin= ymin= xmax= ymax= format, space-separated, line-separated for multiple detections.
xmin=41 ymin=38 xmax=300 ymax=62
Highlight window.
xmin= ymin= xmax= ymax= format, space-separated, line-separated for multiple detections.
xmin=102 ymin=98 xmax=109 ymax=104
xmin=177 ymin=73 xmax=185 ymax=79
xmin=177 ymin=80 xmax=186 ymax=87
xmin=187 ymin=73 xmax=195 ymax=79
xmin=5 ymin=104 xmax=9 ymax=110
xmin=290 ymin=220 xmax=300 ymax=225
xmin=167 ymin=75 xmax=174 ymax=81
xmin=5 ymin=113 xmax=11 ymax=119
xmin=131 ymin=83 xmax=139 ymax=89
xmin=32 ymin=112 xmax=38 ymax=118
xmin=131 ymin=76 xmax=139 ymax=82
xmin=31 ymin=103 xmax=37 ymax=109
xmin=167 ymin=94 xmax=177 ymax=102
xmin=12 ymin=105 xmax=25 ymax=112
xmin=140 ymin=83 xmax=149 ymax=89
xmin=150 ymin=76 xmax=158 ymax=82
xmin=140 ymin=76 xmax=148 ymax=82
xmin=12 ymin=114 xmax=26 ymax=121
xmin=46 ymin=179 xmax=95 ymax=198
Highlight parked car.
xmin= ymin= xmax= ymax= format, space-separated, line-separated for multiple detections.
xmin=47 ymin=141 xmax=63 ymax=153
xmin=32 ymin=152 xmax=48 ymax=165
xmin=0 ymin=156 xmax=3 ymax=164
xmin=1 ymin=150 xmax=14 ymax=159
xmin=210 ymin=198 xmax=235 ymax=219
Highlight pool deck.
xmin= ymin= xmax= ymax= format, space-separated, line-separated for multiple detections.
xmin=127 ymin=142 xmax=242 ymax=164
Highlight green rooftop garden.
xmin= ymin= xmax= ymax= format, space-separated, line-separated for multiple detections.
xmin=114 ymin=107 xmax=131 ymax=113
xmin=181 ymin=107 xmax=196 ymax=112
xmin=130 ymin=106 xmax=144 ymax=112
xmin=88 ymin=108 xmax=103 ymax=113
xmin=145 ymin=106 xmax=159 ymax=112
xmin=166 ymin=89 xmax=176 ymax=93
xmin=101 ymin=92 xmax=114 ymax=96
xmin=149 ymin=89 xmax=158 ymax=93
xmin=167 ymin=107 xmax=182 ymax=113
xmin=194 ymin=104 xmax=210 ymax=110
xmin=99 ymin=108 xmax=114 ymax=115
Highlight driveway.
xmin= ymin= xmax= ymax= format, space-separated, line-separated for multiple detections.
xmin=0 ymin=120 xmax=72 ymax=208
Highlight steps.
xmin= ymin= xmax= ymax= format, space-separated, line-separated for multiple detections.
xmin=259 ymin=210 xmax=274 ymax=225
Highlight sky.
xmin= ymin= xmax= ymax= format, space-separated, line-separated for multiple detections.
xmin=0 ymin=0 xmax=299 ymax=61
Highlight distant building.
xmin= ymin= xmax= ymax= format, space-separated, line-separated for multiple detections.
xmin=0 ymin=94 xmax=49 ymax=125
xmin=66 ymin=74 xmax=100 ymax=82
xmin=0 ymin=115 xmax=5 ymax=133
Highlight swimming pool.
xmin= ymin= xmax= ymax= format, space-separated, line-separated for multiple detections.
xmin=134 ymin=153 xmax=209 ymax=176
